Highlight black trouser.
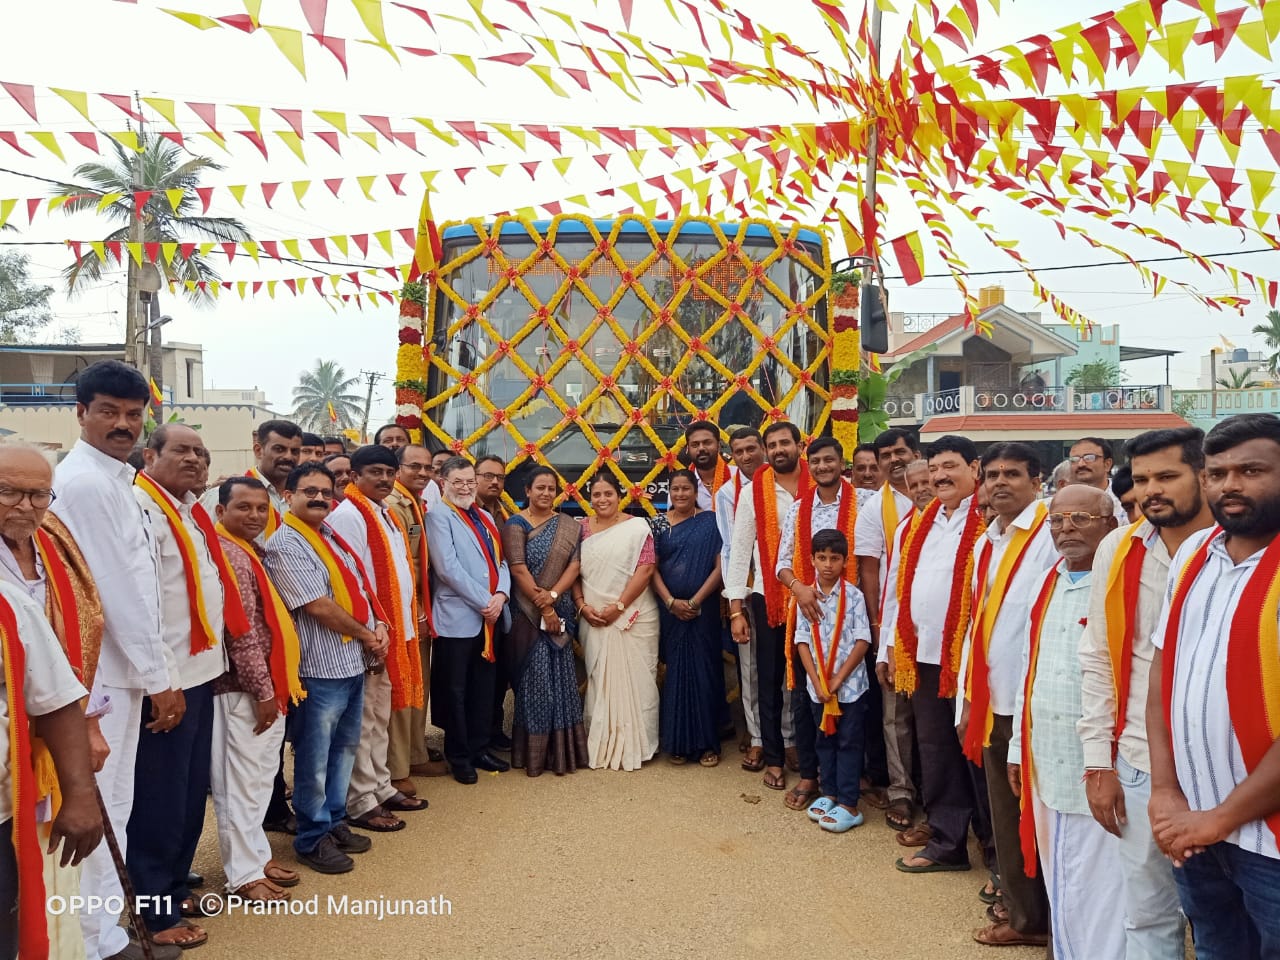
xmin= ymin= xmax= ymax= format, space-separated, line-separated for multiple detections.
xmin=984 ymin=714 xmax=1049 ymax=936
xmin=750 ymin=594 xmax=787 ymax=769
xmin=861 ymin=659 xmax=890 ymax=788
xmin=264 ymin=702 xmax=295 ymax=825
xmin=0 ymin=819 xmax=15 ymax=960
xmin=913 ymin=664 xmax=987 ymax=867
xmin=128 ymin=681 xmax=214 ymax=933
xmin=490 ymin=622 xmax=512 ymax=741
xmin=788 ymin=644 xmax=819 ymax=780
xmin=436 ymin=632 xmax=496 ymax=767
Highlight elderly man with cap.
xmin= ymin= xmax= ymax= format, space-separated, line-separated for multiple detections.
xmin=327 ymin=446 xmax=427 ymax=831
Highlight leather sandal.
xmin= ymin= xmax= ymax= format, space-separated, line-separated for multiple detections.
xmin=895 ymin=824 xmax=934 ymax=847
xmin=972 ymin=922 xmax=1048 ymax=947
xmin=264 ymin=860 xmax=300 ymax=888
xmin=150 ymin=919 xmax=208 ymax=950
xmin=741 ymin=746 xmax=765 ymax=772
xmin=233 ymin=878 xmax=290 ymax=903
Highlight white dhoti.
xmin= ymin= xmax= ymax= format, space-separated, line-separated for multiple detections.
xmin=41 ymin=834 xmax=84 ymax=960
xmin=79 ymin=684 xmax=142 ymax=960
xmin=210 ymin=692 xmax=286 ymax=891
xmin=738 ymin=619 xmax=762 ymax=747
xmin=346 ymin=669 xmax=395 ymax=817
xmin=1032 ymin=788 xmax=1126 ymax=960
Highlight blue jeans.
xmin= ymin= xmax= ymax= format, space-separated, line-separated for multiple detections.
xmin=291 ymin=674 xmax=364 ymax=854
xmin=810 ymin=694 xmax=867 ymax=808
xmin=1114 ymin=755 xmax=1185 ymax=959
xmin=1174 ymin=841 xmax=1280 ymax=959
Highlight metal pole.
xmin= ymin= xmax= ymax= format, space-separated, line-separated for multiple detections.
xmin=1211 ymin=349 xmax=1218 ymax=418
xmin=148 ymin=297 xmax=163 ymax=418
xmin=359 ymin=370 xmax=377 ymax=442
xmin=863 ymin=3 xmax=884 ymax=277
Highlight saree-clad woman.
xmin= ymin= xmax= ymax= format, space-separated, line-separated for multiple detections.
xmin=572 ymin=472 xmax=658 ymax=771
xmin=652 ymin=469 xmax=724 ymax=766
xmin=501 ymin=467 xmax=589 ymax=777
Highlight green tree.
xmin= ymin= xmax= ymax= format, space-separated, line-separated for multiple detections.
xmin=292 ymin=360 xmax=363 ymax=431
xmin=1251 ymin=309 xmax=1280 ymax=376
xmin=0 ymin=251 xmax=53 ymax=342
xmin=49 ymin=131 xmax=250 ymax=366
xmin=1216 ymin=367 xmax=1260 ymax=390
xmin=1065 ymin=359 xmax=1125 ymax=390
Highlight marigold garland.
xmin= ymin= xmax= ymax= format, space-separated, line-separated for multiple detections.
xmin=414 ymin=214 xmax=831 ymax=513
xmin=894 ymin=494 xmax=985 ymax=697
xmin=754 ymin=461 xmax=814 ymax=628
xmin=829 ymin=280 xmax=860 ymax=456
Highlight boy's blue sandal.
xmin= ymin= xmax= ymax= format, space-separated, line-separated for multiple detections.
xmin=820 ymin=806 xmax=864 ymax=833
xmin=807 ymin=797 xmax=836 ymax=823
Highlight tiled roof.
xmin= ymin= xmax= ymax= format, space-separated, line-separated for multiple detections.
xmin=885 ymin=314 xmax=968 ymax=358
xmin=920 ymin=413 xmax=1190 ymax=433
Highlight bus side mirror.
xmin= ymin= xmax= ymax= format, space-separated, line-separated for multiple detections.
xmin=861 ymin=284 xmax=888 ymax=354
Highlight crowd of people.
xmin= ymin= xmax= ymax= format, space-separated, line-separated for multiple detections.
xmin=1 ymin=357 xmax=1277 ymax=959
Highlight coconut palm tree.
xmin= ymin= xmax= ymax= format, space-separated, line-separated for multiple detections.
xmin=292 ymin=360 xmax=363 ymax=431
xmin=1216 ymin=367 xmax=1260 ymax=390
xmin=49 ymin=131 xmax=250 ymax=366
xmin=1252 ymin=309 xmax=1280 ymax=376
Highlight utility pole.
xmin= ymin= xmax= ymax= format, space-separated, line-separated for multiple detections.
xmin=124 ymin=92 xmax=145 ymax=369
xmin=358 ymin=370 xmax=385 ymax=442
xmin=864 ymin=3 xmax=885 ymax=286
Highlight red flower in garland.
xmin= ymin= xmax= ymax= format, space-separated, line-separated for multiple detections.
xmin=564 ymin=482 xmax=578 ymax=498
xmin=689 ymin=337 xmax=704 ymax=352
xmin=460 ymin=373 xmax=476 ymax=387
xmin=750 ymin=261 xmax=766 ymax=279
xmin=567 ymin=265 xmax=581 ymax=281
xmin=523 ymin=442 xmax=539 ymax=457
xmin=800 ymin=370 xmax=814 ymax=384
xmin=597 ymin=307 xmax=613 ymax=322
xmin=683 ymin=268 xmax=698 ymax=284
xmin=565 ymin=338 xmax=580 ymax=352
xmin=491 ymin=409 xmax=507 ymax=424
xmin=730 ymin=303 xmax=746 ymax=316
xmin=399 ymin=301 xmax=424 ymax=320
xmin=696 ymin=409 xmax=709 ymax=420
xmin=762 ymin=336 xmax=776 ymax=350
xmin=534 ymin=306 xmax=551 ymax=322
xmin=655 ymin=241 xmax=668 ymax=255
xmin=599 ymin=447 xmax=614 ymax=461
xmin=398 ymin=326 xmax=422 ymax=345
xmin=496 ymin=340 xmax=511 ymax=355
xmin=451 ymin=439 xmax=466 ymax=453
xmin=660 ymin=377 xmax=673 ymax=390
xmin=601 ymin=375 xmax=616 ymax=389
xmin=565 ymin=406 xmax=580 ymax=420
xmin=630 ymin=408 xmax=646 ymax=423
xmin=596 ymin=239 xmax=611 ymax=254
xmin=503 ymin=267 xmax=520 ymax=284
xmin=661 ymin=451 xmax=680 ymax=468
xmin=726 ymin=242 xmax=741 ymax=256
xmin=629 ymin=485 xmax=646 ymax=500
xmin=538 ymin=240 xmax=553 ymax=256
xmin=621 ymin=270 xmax=635 ymax=286
xmin=781 ymin=238 xmax=796 ymax=254
xmin=623 ymin=341 xmax=641 ymax=356
xmin=735 ymin=375 xmax=750 ymax=389
xmin=532 ymin=375 xmax=546 ymax=389
xmin=395 ymin=413 xmax=422 ymax=429
xmin=464 ymin=305 xmax=480 ymax=321
xmin=657 ymin=308 xmax=673 ymax=325
xmin=483 ymin=237 xmax=500 ymax=255
xmin=768 ymin=407 xmax=784 ymax=420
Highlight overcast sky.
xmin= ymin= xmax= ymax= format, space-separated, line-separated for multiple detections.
xmin=1 ymin=0 xmax=1275 ymax=425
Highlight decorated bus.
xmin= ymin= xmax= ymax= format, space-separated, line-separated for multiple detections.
xmin=394 ymin=214 xmax=841 ymax=511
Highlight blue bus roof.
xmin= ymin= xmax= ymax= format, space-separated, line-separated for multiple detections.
xmin=441 ymin=219 xmax=824 ymax=247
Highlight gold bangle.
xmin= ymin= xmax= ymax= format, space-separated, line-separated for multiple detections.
xmin=730 ymin=610 xmax=744 ymax=620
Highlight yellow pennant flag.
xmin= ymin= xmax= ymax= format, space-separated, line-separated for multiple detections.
xmin=50 ymin=87 xmax=92 ymax=122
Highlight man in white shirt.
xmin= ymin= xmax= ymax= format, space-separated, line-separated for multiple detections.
xmin=726 ymin=422 xmax=808 ymax=797
xmin=130 ymin=424 xmax=231 ymax=949
xmin=327 ymin=445 xmax=429 ymax=832
xmin=0 ymin=579 xmax=102 ymax=959
xmin=879 ymin=436 xmax=995 ymax=877
xmin=851 ymin=443 xmax=882 ymax=491
xmin=960 ymin=443 xmax=1058 ymax=949
xmin=1008 ymin=484 xmax=1123 ymax=960
xmin=200 ymin=420 xmax=300 ymax=540
xmin=1149 ymin=414 xmax=1280 ymax=958
xmin=714 ymin=428 xmax=779 ymax=774
xmin=855 ymin=428 xmax=920 ymax=832
xmin=1068 ymin=436 xmax=1129 ymax=522
xmin=684 ymin=419 xmax=726 ymax=511
xmin=1079 ymin=428 xmax=1208 ymax=959
xmin=52 ymin=360 xmax=182 ymax=960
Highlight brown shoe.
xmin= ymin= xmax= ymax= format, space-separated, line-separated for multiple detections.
xmin=390 ymin=778 xmax=417 ymax=797
xmin=972 ymin=921 xmax=1049 ymax=947
xmin=409 ymin=759 xmax=449 ymax=778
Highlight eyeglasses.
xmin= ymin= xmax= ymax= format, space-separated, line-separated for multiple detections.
xmin=477 ymin=472 xmax=505 ymax=482
xmin=448 ymin=478 xmax=478 ymax=489
xmin=0 ymin=487 xmax=54 ymax=508
xmin=297 ymin=487 xmax=334 ymax=500
xmin=1069 ymin=453 xmax=1103 ymax=464
xmin=1047 ymin=511 xmax=1108 ymax=529
xmin=400 ymin=463 xmax=429 ymax=472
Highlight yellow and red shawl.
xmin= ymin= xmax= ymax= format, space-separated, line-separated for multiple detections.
xmin=1162 ymin=526 xmax=1280 ymax=846
xmin=445 ymin=501 xmax=504 ymax=662
xmin=1017 ymin=562 xmax=1062 ymax=879
xmin=342 ymin=486 xmax=424 ymax=710
xmin=963 ymin=501 xmax=1050 ymax=765
xmin=808 ymin=578 xmax=848 ymax=735
xmin=753 ymin=462 xmax=813 ymax=628
xmin=1101 ymin=520 xmax=1150 ymax=761
xmin=392 ymin=481 xmax=433 ymax=636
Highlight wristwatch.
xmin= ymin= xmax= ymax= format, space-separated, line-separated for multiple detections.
xmin=614 ymin=600 xmax=626 ymax=613
xmin=549 ymin=590 xmax=559 ymax=601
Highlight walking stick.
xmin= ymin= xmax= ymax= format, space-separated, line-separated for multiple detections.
xmin=91 ymin=783 xmax=155 ymax=960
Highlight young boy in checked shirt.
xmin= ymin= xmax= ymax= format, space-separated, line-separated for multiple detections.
xmin=795 ymin=530 xmax=873 ymax=833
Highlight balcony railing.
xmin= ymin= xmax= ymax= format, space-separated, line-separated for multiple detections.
xmin=912 ymin=385 xmax=1171 ymax=420
xmin=0 ymin=382 xmax=78 ymax=406
xmin=882 ymin=394 xmax=919 ymax=422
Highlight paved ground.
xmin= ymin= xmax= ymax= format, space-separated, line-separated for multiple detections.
xmin=188 ymin=737 xmax=1041 ymax=960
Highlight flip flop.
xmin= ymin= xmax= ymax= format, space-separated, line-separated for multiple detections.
xmin=741 ymin=747 xmax=765 ymax=772
xmin=885 ymin=798 xmax=914 ymax=832
xmin=807 ymin=797 xmax=837 ymax=823
xmin=265 ymin=859 xmax=301 ymax=888
xmin=896 ymin=824 xmax=934 ymax=847
xmin=820 ymin=806 xmax=864 ymax=833
xmin=978 ymin=873 xmax=1001 ymax=905
xmin=699 ymin=752 xmax=720 ymax=768
xmin=784 ymin=783 xmax=820 ymax=811
xmin=383 ymin=793 xmax=428 ymax=813
xmin=347 ymin=809 xmax=406 ymax=832
xmin=149 ymin=919 xmax=208 ymax=950
xmin=762 ymin=769 xmax=787 ymax=791
xmin=894 ymin=856 xmax=971 ymax=874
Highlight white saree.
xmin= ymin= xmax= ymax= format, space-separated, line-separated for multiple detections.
xmin=579 ymin=517 xmax=659 ymax=771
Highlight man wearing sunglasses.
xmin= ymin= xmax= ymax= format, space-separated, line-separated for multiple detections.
xmin=263 ymin=463 xmax=389 ymax=876
xmin=1068 ymin=437 xmax=1130 ymax=522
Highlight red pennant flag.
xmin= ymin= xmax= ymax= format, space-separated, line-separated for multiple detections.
xmin=312 ymin=35 xmax=348 ymax=76
xmin=0 ymin=132 xmax=33 ymax=157
xmin=314 ymin=131 xmax=341 ymax=155
xmin=186 ymin=102 xmax=218 ymax=133
xmin=386 ymin=173 xmax=405 ymax=195
xmin=69 ymin=131 xmax=100 ymax=152
xmin=100 ymin=93 xmax=143 ymax=121
xmin=274 ymin=108 xmax=304 ymax=136
xmin=299 ymin=0 xmax=328 ymax=35
xmin=360 ymin=115 xmax=394 ymax=141
xmin=237 ymin=131 xmax=269 ymax=159
xmin=195 ymin=186 xmax=213 ymax=213
xmin=309 ymin=237 xmax=330 ymax=260
xmin=221 ymin=242 xmax=237 ymax=262
xmin=0 ymin=83 xmax=38 ymax=122
xmin=261 ymin=182 xmax=280 ymax=207
xmin=890 ymin=232 xmax=926 ymax=286
xmin=352 ymin=234 xmax=369 ymax=256
xmin=159 ymin=131 xmax=185 ymax=147
xmin=324 ymin=178 xmax=343 ymax=197
xmin=25 ymin=199 xmax=39 ymax=225
xmin=396 ymin=228 xmax=416 ymax=249
xmin=143 ymin=242 xmax=160 ymax=263
xmin=260 ymin=240 xmax=281 ymax=260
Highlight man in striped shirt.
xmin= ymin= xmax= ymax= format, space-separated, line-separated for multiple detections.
xmin=1149 ymin=413 xmax=1280 ymax=958
xmin=264 ymin=463 xmax=389 ymax=876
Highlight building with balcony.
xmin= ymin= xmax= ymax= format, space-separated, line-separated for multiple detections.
xmin=0 ymin=342 xmax=280 ymax=474
xmin=880 ymin=287 xmax=1188 ymax=460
